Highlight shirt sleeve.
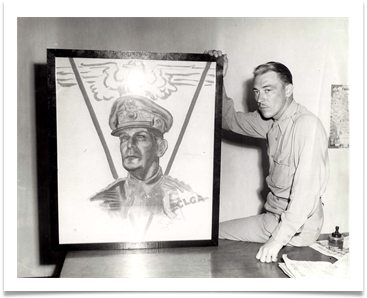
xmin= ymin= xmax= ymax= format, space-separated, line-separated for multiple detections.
xmin=222 ymin=90 xmax=272 ymax=139
xmin=271 ymin=115 xmax=330 ymax=246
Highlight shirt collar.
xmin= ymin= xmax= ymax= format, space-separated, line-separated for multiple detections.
xmin=273 ymin=100 xmax=299 ymax=134
xmin=127 ymin=167 xmax=164 ymax=194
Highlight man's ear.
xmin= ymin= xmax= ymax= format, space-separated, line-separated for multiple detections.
xmin=285 ymin=84 xmax=293 ymax=98
xmin=157 ymin=139 xmax=168 ymax=158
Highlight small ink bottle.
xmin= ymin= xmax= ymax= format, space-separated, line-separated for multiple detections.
xmin=328 ymin=226 xmax=344 ymax=249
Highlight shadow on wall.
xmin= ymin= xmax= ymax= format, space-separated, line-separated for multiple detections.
xmin=242 ymin=78 xmax=259 ymax=113
xmin=34 ymin=64 xmax=66 ymax=277
xmin=221 ymin=78 xmax=270 ymax=213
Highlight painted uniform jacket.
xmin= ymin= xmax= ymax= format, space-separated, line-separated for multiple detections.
xmin=89 ymin=167 xmax=210 ymax=240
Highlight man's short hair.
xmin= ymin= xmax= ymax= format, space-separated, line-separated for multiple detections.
xmin=253 ymin=62 xmax=293 ymax=85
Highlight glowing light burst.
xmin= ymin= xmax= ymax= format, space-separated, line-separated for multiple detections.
xmin=125 ymin=69 xmax=148 ymax=96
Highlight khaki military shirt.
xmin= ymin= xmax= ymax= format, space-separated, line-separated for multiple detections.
xmin=222 ymin=95 xmax=329 ymax=246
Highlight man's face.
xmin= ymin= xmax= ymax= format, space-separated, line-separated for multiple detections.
xmin=253 ymin=71 xmax=291 ymax=120
xmin=119 ymin=127 xmax=161 ymax=173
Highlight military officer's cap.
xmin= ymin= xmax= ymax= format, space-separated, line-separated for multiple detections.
xmin=109 ymin=95 xmax=173 ymax=136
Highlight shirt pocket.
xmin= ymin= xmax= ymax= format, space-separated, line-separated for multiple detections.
xmin=271 ymin=152 xmax=290 ymax=189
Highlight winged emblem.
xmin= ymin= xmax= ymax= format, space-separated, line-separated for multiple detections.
xmin=56 ymin=59 xmax=215 ymax=102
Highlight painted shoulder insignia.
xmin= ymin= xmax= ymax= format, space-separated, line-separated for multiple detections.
xmin=89 ymin=178 xmax=126 ymax=211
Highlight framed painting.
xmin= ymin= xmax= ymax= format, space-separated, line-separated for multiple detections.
xmin=47 ymin=49 xmax=223 ymax=250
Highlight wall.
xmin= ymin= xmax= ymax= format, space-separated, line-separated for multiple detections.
xmin=17 ymin=17 xmax=349 ymax=277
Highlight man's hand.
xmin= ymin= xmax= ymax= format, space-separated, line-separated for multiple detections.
xmin=256 ymin=237 xmax=283 ymax=263
xmin=204 ymin=50 xmax=228 ymax=77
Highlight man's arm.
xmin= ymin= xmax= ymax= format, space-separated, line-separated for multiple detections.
xmin=222 ymin=92 xmax=271 ymax=139
xmin=206 ymin=50 xmax=271 ymax=138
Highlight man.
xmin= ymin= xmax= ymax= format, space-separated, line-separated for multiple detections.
xmin=89 ymin=95 xmax=210 ymax=240
xmin=206 ymin=50 xmax=329 ymax=263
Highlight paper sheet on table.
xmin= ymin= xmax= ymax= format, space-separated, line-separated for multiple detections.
xmin=310 ymin=236 xmax=349 ymax=259
xmin=278 ymin=254 xmax=349 ymax=278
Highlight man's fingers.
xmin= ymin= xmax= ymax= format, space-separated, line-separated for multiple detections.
xmin=258 ymin=252 xmax=278 ymax=263
xmin=255 ymin=247 xmax=262 ymax=260
xmin=265 ymin=253 xmax=273 ymax=263
xmin=204 ymin=50 xmax=228 ymax=77
xmin=259 ymin=252 xmax=271 ymax=263
xmin=260 ymin=252 xmax=268 ymax=263
xmin=205 ymin=50 xmax=225 ymax=58
xmin=256 ymin=248 xmax=278 ymax=263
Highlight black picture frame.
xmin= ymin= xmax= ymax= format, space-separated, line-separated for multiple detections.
xmin=47 ymin=49 xmax=223 ymax=251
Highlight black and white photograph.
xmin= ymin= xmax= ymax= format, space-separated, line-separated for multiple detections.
xmin=6 ymin=1 xmax=364 ymax=293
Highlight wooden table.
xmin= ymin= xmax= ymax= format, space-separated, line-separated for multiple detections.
xmin=60 ymin=237 xmax=336 ymax=278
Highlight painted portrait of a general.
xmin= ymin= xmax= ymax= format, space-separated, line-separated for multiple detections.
xmin=51 ymin=50 xmax=221 ymax=247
